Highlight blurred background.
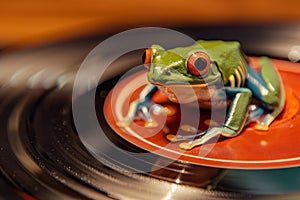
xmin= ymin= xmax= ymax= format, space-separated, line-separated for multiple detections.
xmin=1 ymin=0 xmax=300 ymax=48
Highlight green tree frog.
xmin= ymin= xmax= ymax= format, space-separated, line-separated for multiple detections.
xmin=117 ymin=40 xmax=285 ymax=150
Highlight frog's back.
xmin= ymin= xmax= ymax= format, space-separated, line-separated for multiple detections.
xmin=197 ymin=40 xmax=248 ymax=86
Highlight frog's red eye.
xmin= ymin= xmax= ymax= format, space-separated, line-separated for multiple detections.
xmin=142 ymin=48 xmax=152 ymax=69
xmin=187 ymin=52 xmax=210 ymax=76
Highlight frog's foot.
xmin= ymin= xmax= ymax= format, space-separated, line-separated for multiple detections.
xmin=166 ymin=134 xmax=180 ymax=142
xmin=179 ymin=141 xmax=196 ymax=150
xmin=246 ymin=105 xmax=264 ymax=125
xmin=166 ymin=133 xmax=202 ymax=142
xmin=117 ymin=117 xmax=159 ymax=128
xmin=117 ymin=100 xmax=165 ymax=128
xmin=254 ymin=98 xmax=286 ymax=129
xmin=116 ymin=84 xmax=162 ymax=128
xmin=166 ymin=134 xmax=196 ymax=142
xmin=254 ymin=89 xmax=285 ymax=132
xmin=116 ymin=118 xmax=132 ymax=128
xmin=180 ymin=124 xmax=198 ymax=133
xmin=145 ymin=118 xmax=159 ymax=128
xmin=178 ymin=128 xmax=222 ymax=150
xmin=254 ymin=122 xmax=269 ymax=131
xmin=245 ymin=105 xmax=269 ymax=131
xmin=166 ymin=125 xmax=205 ymax=142
xmin=254 ymin=113 xmax=275 ymax=131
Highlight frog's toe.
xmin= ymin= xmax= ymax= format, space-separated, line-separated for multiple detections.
xmin=254 ymin=113 xmax=277 ymax=131
xmin=178 ymin=138 xmax=208 ymax=150
xmin=166 ymin=134 xmax=177 ymax=142
xmin=116 ymin=120 xmax=131 ymax=128
xmin=254 ymin=122 xmax=269 ymax=131
xmin=179 ymin=142 xmax=194 ymax=150
xmin=145 ymin=119 xmax=158 ymax=128
xmin=180 ymin=125 xmax=198 ymax=133
xmin=166 ymin=133 xmax=199 ymax=142
xmin=166 ymin=134 xmax=187 ymax=142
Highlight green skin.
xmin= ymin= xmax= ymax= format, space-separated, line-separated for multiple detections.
xmin=148 ymin=41 xmax=241 ymax=85
xmin=117 ymin=40 xmax=285 ymax=150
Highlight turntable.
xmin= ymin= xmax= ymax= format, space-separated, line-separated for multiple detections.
xmin=1 ymin=25 xmax=300 ymax=200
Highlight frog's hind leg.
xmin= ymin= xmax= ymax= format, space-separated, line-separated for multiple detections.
xmin=246 ymin=57 xmax=285 ymax=131
xmin=170 ymin=87 xmax=253 ymax=150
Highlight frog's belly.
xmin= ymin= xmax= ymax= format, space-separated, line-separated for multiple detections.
xmin=157 ymin=84 xmax=229 ymax=109
xmin=197 ymin=98 xmax=230 ymax=109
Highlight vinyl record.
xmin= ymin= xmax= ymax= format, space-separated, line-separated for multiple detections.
xmin=1 ymin=25 xmax=300 ymax=199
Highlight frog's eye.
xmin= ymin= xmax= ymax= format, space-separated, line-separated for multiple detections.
xmin=187 ymin=52 xmax=210 ymax=76
xmin=142 ymin=48 xmax=152 ymax=69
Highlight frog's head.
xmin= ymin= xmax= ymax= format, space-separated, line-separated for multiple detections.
xmin=143 ymin=43 xmax=224 ymax=104
xmin=144 ymin=44 xmax=222 ymax=86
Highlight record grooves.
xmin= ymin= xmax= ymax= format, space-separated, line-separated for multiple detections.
xmin=1 ymin=25 xmax=300 ymax=199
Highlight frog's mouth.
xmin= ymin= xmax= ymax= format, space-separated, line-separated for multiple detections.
xmin=148 ymin=64 xmax=222 ymax=86
xmin=153 ymin=78 xmax=227 ymax=108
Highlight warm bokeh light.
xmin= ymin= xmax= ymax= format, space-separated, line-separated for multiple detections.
xmin=1 ymin=0 xmax=300 ymax=47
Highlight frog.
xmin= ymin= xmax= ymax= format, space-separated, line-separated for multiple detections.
xmin=116 ymin=40 xmax=285 ymax=150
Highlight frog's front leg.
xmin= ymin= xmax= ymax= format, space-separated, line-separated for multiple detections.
xmin=117 ymin=84 xmax=161 ymax=128
xmin=172 ymin=88 xmax=252 ymax=150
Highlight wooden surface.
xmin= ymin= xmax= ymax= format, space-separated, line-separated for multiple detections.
xmin=1 ymin=0 xmax=300 ymax=47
